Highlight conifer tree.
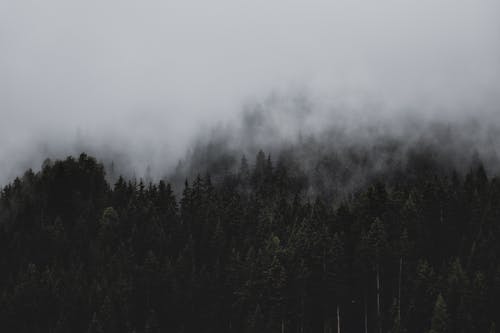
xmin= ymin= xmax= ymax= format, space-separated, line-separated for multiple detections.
xmin=429 ymin=294 xmax=449 ymax=333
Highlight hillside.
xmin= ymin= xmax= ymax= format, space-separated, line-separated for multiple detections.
xmin=1 ymin=152 xmax=499 ymax=332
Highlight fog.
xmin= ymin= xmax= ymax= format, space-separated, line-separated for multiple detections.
xmin=1 ymin=0 xmax=500 ymax=184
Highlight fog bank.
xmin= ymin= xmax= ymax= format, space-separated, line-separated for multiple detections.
xmin=1 ymin=0 xmax=500 ymax=184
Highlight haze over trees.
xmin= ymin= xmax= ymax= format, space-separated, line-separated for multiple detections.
xmin=1 ymin=149 xmax=499 ymax=332
xmin=2 ymin=0 xmax=499 ymax=331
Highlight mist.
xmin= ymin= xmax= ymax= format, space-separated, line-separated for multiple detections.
xmin=1 ymin=0 xmax=500 ymax=185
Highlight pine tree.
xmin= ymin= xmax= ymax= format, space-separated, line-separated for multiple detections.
xmin=362 ymin=218 xmax=388 ymax=333
xmin=428 ymin=294 xmax=449 ymax=333
xmin=87 ymin=312 xmax=104 ymax=333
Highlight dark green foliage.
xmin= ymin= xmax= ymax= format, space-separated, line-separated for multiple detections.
xmin=429 ymin=294 xmax=449 ymax=333
xmin=0 ymin=152 xmax=499 ymax=332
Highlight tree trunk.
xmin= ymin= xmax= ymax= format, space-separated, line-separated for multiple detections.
xmin=323 ymin=315 xmax=332 ymax=333
xmin=281 ymin=318 xmax=285 ymax=333
xmin=337 ymin=305 xmax=341 ymax=333
xmin=377 ymin=264 xmax=381 ymax=333
xmin=398 ymin=256 xmax=403 ymax=332
xmin=300 ymin=296 xmax=304 ymax=333
xmin=364 ymin=295 xmax=368 ymax=333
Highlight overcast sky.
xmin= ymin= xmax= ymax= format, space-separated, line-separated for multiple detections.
xmin=1 ymin=0 xmax=500 ymax=183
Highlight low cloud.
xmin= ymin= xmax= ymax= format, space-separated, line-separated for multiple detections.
xmin=1 ymin=0 xmax=499 ymax=185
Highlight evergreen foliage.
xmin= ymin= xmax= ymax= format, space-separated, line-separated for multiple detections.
xmin=0 ymin=152 xmax=499 ymax=332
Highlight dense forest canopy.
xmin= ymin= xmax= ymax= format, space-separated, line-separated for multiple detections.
xmin=1 ymin=149 xmax=500 ymax=332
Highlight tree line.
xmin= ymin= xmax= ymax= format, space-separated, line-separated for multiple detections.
xmin=0 ymin=151 xmax=499 ymax=332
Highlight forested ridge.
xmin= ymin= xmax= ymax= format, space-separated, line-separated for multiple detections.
xmin=1 ymin=151 xmax=499 ymax=332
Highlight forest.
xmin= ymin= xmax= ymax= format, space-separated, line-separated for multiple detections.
xmin=0 ymin=149 xmax=499 ymax=333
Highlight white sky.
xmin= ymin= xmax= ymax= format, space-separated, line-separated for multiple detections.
xmin=1 ymin=0 xmax=500 ymax=182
